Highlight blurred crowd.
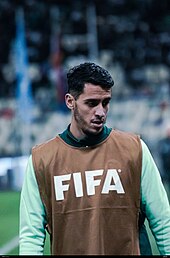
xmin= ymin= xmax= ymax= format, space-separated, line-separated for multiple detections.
xmin=0 ymin=0 xmax=170 ymax=192
xmin=0 ymin=0 xmax=170 ymax=97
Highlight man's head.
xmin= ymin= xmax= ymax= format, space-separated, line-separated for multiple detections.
xmin=66 ymin=62 xmax=114 ymax=100
xmin=65 ymin=62 xmax=114 ymax=139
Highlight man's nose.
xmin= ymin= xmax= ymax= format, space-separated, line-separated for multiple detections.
xmin=95 ymin=104 xmax=105 ymax=117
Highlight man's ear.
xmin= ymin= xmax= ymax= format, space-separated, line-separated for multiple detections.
xmin=65 ymin=93 xmax=75 ymax=110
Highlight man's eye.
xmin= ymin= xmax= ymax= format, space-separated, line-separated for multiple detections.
xmin=87 ymin=101 xmax=97 ymax=107
xmin=85 ymin=100 xmax=98 ymax=107
xmin=103 ymin=100 xmax=110 ymax=107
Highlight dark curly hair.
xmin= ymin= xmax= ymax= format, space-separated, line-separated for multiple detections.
xmin=67 ymin=62 xmax=114 ymax=99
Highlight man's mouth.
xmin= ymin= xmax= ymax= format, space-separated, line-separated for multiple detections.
xmin=91 ymin=120 xmax=104 ymax=127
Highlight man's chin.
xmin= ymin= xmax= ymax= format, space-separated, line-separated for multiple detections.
xmin=85 ymin=126 xmax=103 ymax=136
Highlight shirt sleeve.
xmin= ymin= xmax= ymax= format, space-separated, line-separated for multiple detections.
xmin=19 ymin=155 xmax=47 ymax=255
xmin=141 ymin=139 xmax=170 ymax=255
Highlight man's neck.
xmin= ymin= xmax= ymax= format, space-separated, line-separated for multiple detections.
xmin=59 ymin=124 xmax=112 ymax=147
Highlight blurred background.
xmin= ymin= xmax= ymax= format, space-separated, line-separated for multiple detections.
xmin=0 ymin=0 xmax=170 ymax=255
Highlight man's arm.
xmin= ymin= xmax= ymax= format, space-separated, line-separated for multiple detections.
xmin=19 ymin=155 xmax=47 ymax=255
xmin=141 ymin=139 xmax=170 ymax=255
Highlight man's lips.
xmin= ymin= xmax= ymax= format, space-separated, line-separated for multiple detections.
xmin=91 ymin=120 xmax=104 ymax=127
xmin=91 ymin=118 xmax=105 ymax=124
xmin=92 ymin=121 xmax=103 ymax=124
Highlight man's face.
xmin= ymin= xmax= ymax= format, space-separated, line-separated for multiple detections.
xmin=71 ymin=83 xmax=112 ymax=138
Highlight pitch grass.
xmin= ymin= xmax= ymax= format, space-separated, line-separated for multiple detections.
xmin=0 ymin=191 xmax=159 ymax=255
xmin=0 ymin=191 xmax=20 ymax=247
xmin=0 ymin=191 xmax=50 ymax=255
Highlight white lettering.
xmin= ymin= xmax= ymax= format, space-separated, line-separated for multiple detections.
xmin=53 ymin=169 xmax=125 ymax=201
xmin=73 ymin=172 xmax=83 ymax=197
xmin=85 ymin=170 xmax=103 ymax=196
xmin=102 ymin=169 xmax=125 ymax=194
xmin=54 ymin=174 xmax=71 ymax=201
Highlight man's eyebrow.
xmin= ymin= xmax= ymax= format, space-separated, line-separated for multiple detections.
xmin=83 ymin=97 xmax=111 ymax=104
xmin=84 ymin=99 xmax=100 ymax=103
xmin=84 ymin=98 xmax=99 ymax=101
xmin=85 ymin=97 xmax=111 ymax=101
xmin=104 ymin=97 xmax=111 ymax=101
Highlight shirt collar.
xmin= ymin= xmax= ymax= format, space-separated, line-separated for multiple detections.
xmin=59 ymin=124 xmax=112 ymax=147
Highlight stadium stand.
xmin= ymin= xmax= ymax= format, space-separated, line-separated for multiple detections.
xmin=0 ymin=0 xmax=170 ymax=189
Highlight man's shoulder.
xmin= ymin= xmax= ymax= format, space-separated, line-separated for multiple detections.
xmin=111 ymin=128 xmax=141 ymax=141
xmin=32 ymin=135 xmax=60 ymax=153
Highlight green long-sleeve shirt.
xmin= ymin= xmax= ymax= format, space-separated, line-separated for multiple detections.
xmin=19 ymin=127 xmax=170 ymax=255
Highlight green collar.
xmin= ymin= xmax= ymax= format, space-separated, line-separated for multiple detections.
xmin=59 ymin=124 xmax=112 ymax=147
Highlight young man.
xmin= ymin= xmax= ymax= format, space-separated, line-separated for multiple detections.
xmin=19 ymin=62 xmax=170 ymax=255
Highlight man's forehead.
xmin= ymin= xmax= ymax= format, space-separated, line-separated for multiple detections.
xmin=81 ymin=95 xmax=112 ymax=103
xmin=83 ymin=83 xmax=112 ymax=94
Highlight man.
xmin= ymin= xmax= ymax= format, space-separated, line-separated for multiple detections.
xmin=19 ymin=62 xmax=170 ymax=255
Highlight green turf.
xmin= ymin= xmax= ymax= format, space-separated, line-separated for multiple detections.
xmin=0 ymin=191 xmax=20 ymax=247
xmin=0 ymin=190 xmax=50 ymax=255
